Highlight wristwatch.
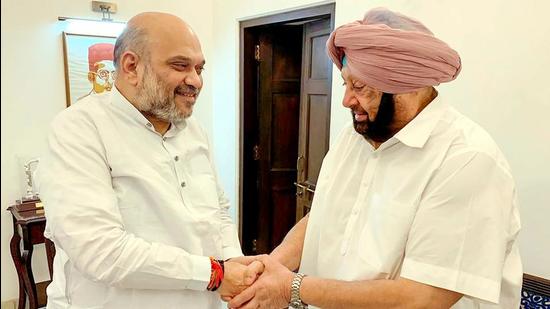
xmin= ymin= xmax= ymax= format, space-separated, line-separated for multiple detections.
xmin=289 ymin=272 xmax=308 ymax=309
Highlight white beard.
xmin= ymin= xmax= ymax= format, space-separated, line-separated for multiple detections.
xmin=134 ymin=65 xmax=190 ymax=123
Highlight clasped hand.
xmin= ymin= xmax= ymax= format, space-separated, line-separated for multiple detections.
xmin=221 ymin=255 xmax=295 ymax=309
xmin=217 ymin=256 xmax=265 ymax=301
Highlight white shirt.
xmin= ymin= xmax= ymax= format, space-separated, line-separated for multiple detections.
xmin=300 ymin=97 xmax=522 ymax=308
xmin=37 ymin=88 xmax=242 ymax=309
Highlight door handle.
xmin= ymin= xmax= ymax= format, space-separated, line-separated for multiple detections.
xmin=294 ymin=182 xmax=305 ymax=197
xmin=294 ymin=182 xmax=315 ymax=193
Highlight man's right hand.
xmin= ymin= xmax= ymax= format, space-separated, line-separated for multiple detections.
xmin=218 ymin=258 xmax=265 ymax=301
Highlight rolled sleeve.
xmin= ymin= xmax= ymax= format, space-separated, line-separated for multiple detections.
xmin=401 ymin=151 xmax=516 ymax=304
xmin=401 ymin=258 xmax=500 ymax=303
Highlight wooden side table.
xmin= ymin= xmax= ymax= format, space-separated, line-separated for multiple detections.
xmin=7 ymin=200 xmax=56 ymax=309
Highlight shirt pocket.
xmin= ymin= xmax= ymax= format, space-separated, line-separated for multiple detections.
xmin=358 ymin=200 xmax=415 ymax=276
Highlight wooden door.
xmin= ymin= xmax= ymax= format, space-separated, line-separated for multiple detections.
xmin=295 ymin=18 xmax=332 ymax=220
xmin=255 ymin=26 xmax=303 ymax=253
xmin=240 ymin=4 xmax=335 ymax=255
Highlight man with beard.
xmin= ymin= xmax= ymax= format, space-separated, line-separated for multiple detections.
xmin=229 ymin=7 xmax=521 ymax=309
xmin=37 ymin=12 xmax=262 ymax=309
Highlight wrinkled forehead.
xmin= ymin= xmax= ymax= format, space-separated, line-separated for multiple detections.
xmin=341 ymin=66 xmax=363 ymax=83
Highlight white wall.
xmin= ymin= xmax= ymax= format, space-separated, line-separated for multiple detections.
xmin=211 ymin=0 xmax=550 ymax=280
xmin=0 ymin=0 xmax=214 ymax=301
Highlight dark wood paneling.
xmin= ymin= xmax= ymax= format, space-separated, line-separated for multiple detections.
xmin=239 ymin=3 xmax=335 ymax=254
xmin=310 ymin=35 xmax=329 ymax=80
xmin=272 ymin=94 xmax=300 ymax=169
xmin=270 ymin=171 xmax=297 ymax=249
xmin=306 ymin=94 xmax=330 ymax=184
xmin=296 ymin=16 xmax=333 ymax=219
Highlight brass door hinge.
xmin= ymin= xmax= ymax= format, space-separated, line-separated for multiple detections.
xmin=254 ymin=44 xmax=261 ymax=61
xmin=253 ymin=145 xmax=260 ymax=161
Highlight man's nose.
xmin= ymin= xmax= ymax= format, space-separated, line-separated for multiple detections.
xmin=185 ymin=70 xmax=202 ymax=89
xmin=342 ymin=89 xmax=357 ymax=108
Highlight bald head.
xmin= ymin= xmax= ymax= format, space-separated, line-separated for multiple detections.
xmin=113 ymin=12 xmax=206 ymax=127
xmin=114 ymin=12 xmax=200 ymax=71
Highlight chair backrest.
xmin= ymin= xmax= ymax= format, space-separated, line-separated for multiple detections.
xmin=521 ymin=273 xmax=550 ymax=308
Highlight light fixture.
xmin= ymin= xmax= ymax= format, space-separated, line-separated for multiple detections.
xmin=91 ymin=1 xmax=117 ymax=22
xmin=58 ymin=2 xmax=125 ymax=36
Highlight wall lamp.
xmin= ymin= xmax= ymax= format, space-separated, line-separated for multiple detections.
xmin=58 ymin=2 xmax=125 ymax=36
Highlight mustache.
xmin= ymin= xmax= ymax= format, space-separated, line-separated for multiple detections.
xmin=175 ymin=85 xmax=199 ymax=95
xmin=352 ymin=108 xmax=367 ymax=118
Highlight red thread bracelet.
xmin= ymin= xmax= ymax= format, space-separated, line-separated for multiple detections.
xmin=207 ymin=257 xmax=225 ymax=291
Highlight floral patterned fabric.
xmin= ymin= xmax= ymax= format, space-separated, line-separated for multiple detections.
xmin=521 ymin=289 xmax=550 ymax=309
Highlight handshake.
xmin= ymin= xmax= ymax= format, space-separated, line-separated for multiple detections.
xmin=215 ymin=255 xmax=297 ymax=309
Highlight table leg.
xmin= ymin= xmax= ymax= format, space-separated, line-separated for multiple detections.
xmin=21 ymin=225 xmax=39 ymax=309
xmin=9 ymin=219 xmax=26 ymax=309
xmin=45 ymin=238 xmax=56 ymax=279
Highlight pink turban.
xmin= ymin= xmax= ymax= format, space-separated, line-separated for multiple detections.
xmin=88 ymin=43 xmax=115 ymax=72
xmin=327 ymin=8 xmax=461 ymax=94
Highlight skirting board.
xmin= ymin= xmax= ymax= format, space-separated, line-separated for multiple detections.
xmin=0 ymin=299 xmax=16 ymax=309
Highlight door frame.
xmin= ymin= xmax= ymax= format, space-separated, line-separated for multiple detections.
xmin=238 ymin=3 xmax=335 ymax=241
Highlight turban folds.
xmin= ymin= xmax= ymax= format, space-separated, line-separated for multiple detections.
xmin=327 ymin=8 xmax=461 ymax=94
xmin=88 ymin=43 xmax=115 ymax=72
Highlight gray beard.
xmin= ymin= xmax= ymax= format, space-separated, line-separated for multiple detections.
xmin=134 ymin=66 xmax=190 ymax=123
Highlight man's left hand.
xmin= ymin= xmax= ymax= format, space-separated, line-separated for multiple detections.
xmin=228 ymin=255 xmax=294 ymax=309
xmin=218 ymin=260 xmax=265 ymax=301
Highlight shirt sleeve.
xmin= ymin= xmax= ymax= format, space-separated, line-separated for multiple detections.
xmin=200 ymin=124 xmax=243 ymax=260
xmin=400 ymin=150 xmax=519 ymax=304
xmin=217 ymin=189 xmax=244 ymax=259
xmin=37 ymin=110 xmax=211 ymax=290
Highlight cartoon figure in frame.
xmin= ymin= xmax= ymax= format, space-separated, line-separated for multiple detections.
xmin=78 ymin=43 xmax=116 ymax=100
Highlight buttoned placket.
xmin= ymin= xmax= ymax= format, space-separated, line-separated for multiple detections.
xmin=340 ymin=151 xmax=380 ymax=255
xmin=159 ymin=133 xmax=188 ymax=202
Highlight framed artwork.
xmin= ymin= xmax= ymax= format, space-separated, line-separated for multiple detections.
xmin=62 ymin=32 xmax=117 ymax=106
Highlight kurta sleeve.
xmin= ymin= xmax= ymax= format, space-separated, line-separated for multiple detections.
xmin=37 ymin=110 xmax=211 ymax=290
xmin=199 ymin=122 xmax=243 ymax=260
xmin=400 ymin=151 xmax=520 ymax=304
xmin=217 ymin=189 xmax=244 ymax=259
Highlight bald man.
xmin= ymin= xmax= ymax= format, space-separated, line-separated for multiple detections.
xmin=38 ymin=12 xmax=262 ymax=309
xmin=229 ymin=8 xmax=521 ymax=309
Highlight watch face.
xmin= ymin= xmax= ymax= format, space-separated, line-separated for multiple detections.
xmin=289 ymin=302 xmax=305 ymax=309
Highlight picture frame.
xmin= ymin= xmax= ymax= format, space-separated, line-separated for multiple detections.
xmin=62 ymin=32 xmax=117 ymax=107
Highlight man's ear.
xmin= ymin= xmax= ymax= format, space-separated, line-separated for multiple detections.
xmin=87 ymin=72 xmax=95 ymax=83
xmin=119 ymin=51 xmax=141 ymax=86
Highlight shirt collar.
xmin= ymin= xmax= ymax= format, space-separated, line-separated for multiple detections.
xmin=393 ymin=95 xmax=448 ymax=149
xmin=110 ymin=86 xmax=187 ymax=135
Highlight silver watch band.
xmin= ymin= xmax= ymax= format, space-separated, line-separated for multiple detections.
xmin=289 ymin=272 xmax=308 ymax=309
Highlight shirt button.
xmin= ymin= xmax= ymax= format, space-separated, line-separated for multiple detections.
xmin=352 ymin=208 xmax=359 ymax=215
xmin=174 ymin=155 xmax=179 ymax=161
xmin=163 ymin=137 xmax=167 ymax=141
xmin=180 ymin=181 xmax=186 ymax=188
xmin=146 ymin=123 xmax=152 ymax=127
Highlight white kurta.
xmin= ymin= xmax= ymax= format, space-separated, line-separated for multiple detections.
xmin=300 ymin=97 xmax=522 ymax=308
xmin=37 ymin=88 xmax=242 ymax=309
